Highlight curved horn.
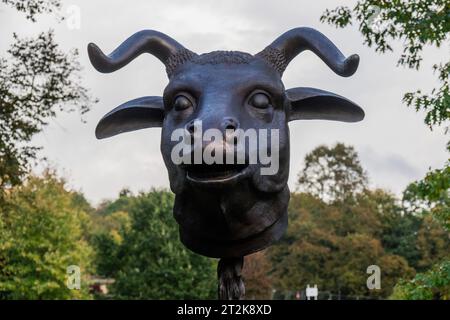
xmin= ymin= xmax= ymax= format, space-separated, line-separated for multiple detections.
xmin=87 ymin=30 xmax=196 ymax=77
xmin=256 ymin=27 xmax=359 ymax=77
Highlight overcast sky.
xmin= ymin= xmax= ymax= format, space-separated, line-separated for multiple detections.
xmin=1 ymin=0 xmax=448 ymax=205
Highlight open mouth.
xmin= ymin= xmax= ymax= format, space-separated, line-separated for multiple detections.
xmin=181 ymin=163 xmax=249 ymax=183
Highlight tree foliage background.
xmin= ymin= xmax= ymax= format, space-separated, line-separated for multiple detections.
xmin=319 ymin=0 xmax=449 ymax=299
xmin=0 ymin=172 xmax=93 ymax=299
xmin=263 ymin=143 xmax=448 ymax=300
xmin=0 ymin=0 xmax=96 ymax=299
xmin=0 ymin=0 xmax=95 ymax=197
xmin=91 ymin=190 xmax=217 ymax=299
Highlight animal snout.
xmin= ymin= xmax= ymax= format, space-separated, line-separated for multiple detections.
xmin=179 ymin=117 xmax=249 ymax=171
xmin=184 ymin=117 xmax=240 ymax=143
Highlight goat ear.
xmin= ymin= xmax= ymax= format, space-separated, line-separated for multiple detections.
xmin=96 ymin=96 xmax=164 ymax=139
xmin=286 ymin=87 xmax=364 ymax=122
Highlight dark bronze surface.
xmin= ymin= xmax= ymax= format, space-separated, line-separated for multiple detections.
xmin=88 ymin=27 xmax=364 ymax=299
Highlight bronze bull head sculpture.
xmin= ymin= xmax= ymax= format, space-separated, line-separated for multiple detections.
xmin=88 ymin=27 xmax=364 ymax=299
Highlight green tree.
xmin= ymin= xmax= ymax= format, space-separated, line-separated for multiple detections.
xmin=0 ymin=0 xmax=96 ymax=197
xmin=242 ymin=251 xmax=273 ymax=299
xmin=268 ymin=192 xmax=414 ymax=299
xmin=93 ymin=190 xmax=217 ymax=299
xmin=297 ymin=143 xmax=368 ymax=203
xmin=355 ymin=189 xmax=449 ymax=271
xmin=272 ymin=144 xmax=449 ymax=299
xmin=404 ymin=166 xmax=450 ymax=231
xmin=391 ymin=260 xmax=450 ymax=300
xmin=321 ymin=0 xmax=449 ymax=130
xmin=2 ymin=0 xmax=61 ymax=22
xmin=415 ymin=215 xmax=449 ymax=271
xmin=0 ymin=172 xmax=93 ymax=299
xmin=332 ymin=233 xmax=413 ymax=299
xmin=321 ymin=0 xmax=450 ymax=299
xmin=90 ymin=190 xmax=133 ymax=278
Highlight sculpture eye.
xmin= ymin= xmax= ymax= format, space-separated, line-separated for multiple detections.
xmin=249 ymin=92 xmax=271 ymax=109
xmin=173 ymin=94 xmax=193 ymax=111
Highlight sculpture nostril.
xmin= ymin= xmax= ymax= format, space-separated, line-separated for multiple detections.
xmin=185 ymin=121 xmax=196 ymax=134
xmin=222 ymin=118 xmax=239 ymax=146
xmin=222 ymin=117 xmax=239 ymax=132
xmin=225 ymin=124 xmax=236 ymax=131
